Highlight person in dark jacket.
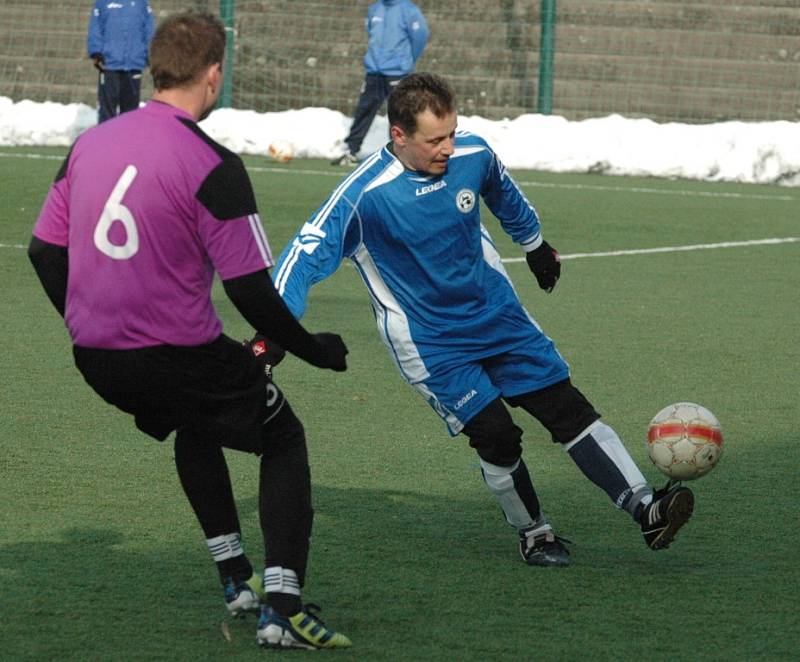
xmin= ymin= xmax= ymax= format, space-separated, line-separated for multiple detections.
xmin=87 ymin=0 xmax=156 ymax=123
xmin=332 ymin=0 xmax=429 ymax=165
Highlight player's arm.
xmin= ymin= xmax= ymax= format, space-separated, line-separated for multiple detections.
xmin=87 ymin=1 xmax=104 ymax=60
xmin=194 ymin=146 xmax=348 ymax=371
xmin=406 ymin=6 xmax=429 ymax=62
xmin=481 ymin=148 xmax=561 ymax=292
xmin=272 ymin=195 xmax=359 ymax=320
xmin=28 ymin=237 xmax=68 ymax=317
xmin=222 ymin=270 xmax=347 ymax=372
xmin=143 ymin=1 xmax=155 ymax=50
xmin=29 ymin=151 xmax=73 ymax=317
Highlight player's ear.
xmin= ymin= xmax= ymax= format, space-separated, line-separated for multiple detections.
xmin=390 ymin=124 xmax=405 ymax=146
xmin=207 ymin=62 xmax=222 ymax=93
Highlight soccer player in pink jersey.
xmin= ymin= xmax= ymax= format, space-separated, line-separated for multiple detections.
xmin=29 ymin=12 xmax=351 ymax=651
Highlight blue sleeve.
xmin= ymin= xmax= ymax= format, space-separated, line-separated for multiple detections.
xmin=272 ymin=195 xmax=360 ymax=319
xmin=145 ymin=2 xmax=156 ymax=46
xmin=480 ymin=149 xmax=542 ymax=249
xmin=407 ymin=5 xmax=429 ymax=62
xmin=87 ymin=2 xmax=103 ymax=57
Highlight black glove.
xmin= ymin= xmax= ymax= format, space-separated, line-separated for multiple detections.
xmin=526 ymin=240 xmax=561 ymax=293
xmin=244 ymin=334 xmax=286 ymax=376
xmin=90 ymin=53 xmax=105 ymax=71
xmin=311 ymin=332 xmax=348 ymax=372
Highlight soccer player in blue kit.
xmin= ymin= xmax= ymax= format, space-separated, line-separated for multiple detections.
xmin=274 ymin=72 xmax=695 ymax=566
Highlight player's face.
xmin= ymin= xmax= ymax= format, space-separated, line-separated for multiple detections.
xmin=392 ymin=109 xmax=457 ymax=176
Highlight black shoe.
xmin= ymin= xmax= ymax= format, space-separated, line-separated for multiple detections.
xmin=331 ymin=152 xmax=359 ymax=166
xmin=641 ymin=480 xmax=694 ymax=550
xmin=519 ymin=523 xmax=571 ymax=566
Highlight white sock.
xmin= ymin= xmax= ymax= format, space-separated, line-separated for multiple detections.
xmin=206 ymin=532 xmax=244 ymax=562
xmin=263 ymin=566 xmax=301 ymax=596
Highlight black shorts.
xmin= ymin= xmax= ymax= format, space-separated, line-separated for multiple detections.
xmin=73 ymin=335 xmax=285 ymax=452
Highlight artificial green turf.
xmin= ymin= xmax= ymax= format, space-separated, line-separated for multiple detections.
xmin=1 ymin=149 xmax=798 ymax=660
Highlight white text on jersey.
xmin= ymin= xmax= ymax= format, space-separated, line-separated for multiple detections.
xmin=416 ymin=180 xmax=447 ymax=197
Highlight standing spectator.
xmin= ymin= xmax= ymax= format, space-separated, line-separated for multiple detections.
xmin=331 ymin=0 xmax=428 ymax=165
xmin=31 ymin=11 xmax=351 ymax=651
xmin=87 ymin=0 xmax=156 ymax=123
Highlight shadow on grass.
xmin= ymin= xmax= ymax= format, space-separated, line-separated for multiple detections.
xmin=0 ymin=481 xmax=763 ymax=661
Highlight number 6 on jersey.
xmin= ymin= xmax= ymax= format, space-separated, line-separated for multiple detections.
xmin=94 ymin=164 xmax=140 ymax=260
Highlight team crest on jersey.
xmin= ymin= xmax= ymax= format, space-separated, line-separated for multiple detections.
xmin=455 ymin=188 xmax=476 ymax=213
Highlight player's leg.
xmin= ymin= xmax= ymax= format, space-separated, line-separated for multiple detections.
xmin=118 ymin=70 xmax=142 ymax=114
xmin=96 ymin=70 xmax=116 ymax=123
xmin=344 ymin=74 xmax=385 ymax=156
xmin=413 ymin=364 xmax=569 ymax=566
xmin=507 ymin=379 xmax=693 ymax=549
xmin=462 ymin=398 xmax=570 ymax=567
xmin=72 ymin=340 xmax=264 ymax=613
xmin=174 ymin=426 xmax=262 ymax=616
xmin=253 ymin=397 xmax=350 ymax=649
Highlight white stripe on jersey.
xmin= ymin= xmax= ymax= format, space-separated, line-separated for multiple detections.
xmin=480 ymin=224 xmax=551 ymax=337
xmin=311 ymin=151 xmax=382 ymax=229
xmin=364 ymin=157 xmax=404 ymax=193
xmin=450 ymin=145 xmax=487 ymax=159
xmin=248 ymin=213 xmax=273 ymax=266
xmin=352 ymin=242 xmax=430 ymax=383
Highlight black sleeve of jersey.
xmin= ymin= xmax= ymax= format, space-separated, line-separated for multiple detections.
xmin=28 ymin=236 xmax=68 ymax=317
xmin=54 ymin=143 xmax=75 ymax=183
xmin=222 ymin=269 xmax=329 ymax=366
xmin=176 ymin=116 xmax=258 ymax=221
xmin=196 ymin=156 xmax=258 ymax=221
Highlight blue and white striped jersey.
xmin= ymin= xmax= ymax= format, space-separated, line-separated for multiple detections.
xmin=273 ymin=131 xmax=547 ymax=384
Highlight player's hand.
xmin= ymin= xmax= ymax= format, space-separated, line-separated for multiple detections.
xmin=244 ymin=334 xmax=285 ymax=375
xmin=90 ymin=53 xmax=105 ymax=71
xmin=526 ymin=240 xmax=561 ymax=293
xmin=312 ymin=333 xmax=349 ymax=372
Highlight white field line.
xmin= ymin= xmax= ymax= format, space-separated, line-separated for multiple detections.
xmin=247 ymin=166 xmax=797 ymax=202
xmin=0 ymin=151 xmax=795 ymax=202
xmin=4 ymin=237 xmax=798 ymax=263
xmin=503 ymin=236 xmax=800 ymax=263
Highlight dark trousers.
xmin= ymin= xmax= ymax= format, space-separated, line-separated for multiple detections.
xmin=97 ymin=69 xmax=142 ymax=123
xmin=345 ymin=73 xmax=405 ymax=154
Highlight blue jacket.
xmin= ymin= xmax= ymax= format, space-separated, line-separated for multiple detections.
xmin=364 ymin=0 xmax=429 ymax=76
xmin=87 ymin=0 xmax=155 ymax=71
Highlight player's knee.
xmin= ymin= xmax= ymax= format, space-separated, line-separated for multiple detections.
xmin=506 ymin=379 xmax=601 ymax=444
xmin=463 ymin=399 xmax=523 ymax=466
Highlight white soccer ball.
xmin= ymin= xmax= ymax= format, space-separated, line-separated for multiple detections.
xmin=646 ymin=402 xmax=723 ymax=480
xmin=268 ymin=139 xmax=294 ymax=163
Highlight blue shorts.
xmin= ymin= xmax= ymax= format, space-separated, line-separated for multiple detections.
xmin=412 ymin=340 xmax=570 ymax=436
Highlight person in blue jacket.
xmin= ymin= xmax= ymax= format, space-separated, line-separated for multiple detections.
xmin=87 ymin=0 xmax=156 ymax=123
xmin=278 ymin=73 xmax=696 ymax=567
xmin=331 ymin=0 xmax=428 ymax=165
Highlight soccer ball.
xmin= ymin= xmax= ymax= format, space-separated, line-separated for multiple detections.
xmin=646 ymin=402 xmax=723 ymax=480
xmin=268 ymin=139 xmax=294 ymax=163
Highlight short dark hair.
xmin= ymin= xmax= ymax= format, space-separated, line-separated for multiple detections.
xmin=388 ymin=73 xmax=456 ymax=135
xmin=150 ymin=12 xmax=226 ymax=90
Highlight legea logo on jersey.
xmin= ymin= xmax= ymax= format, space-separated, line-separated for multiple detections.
xmin=454 ymin=389 xmax=477 ymax=410
xmin=416 ymin=180 xmax=447 ymax=196
xmin=293 ymin=222 xmax=327 ymax=255
xmin=456 ymin=188 xmax=476 ymax=213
